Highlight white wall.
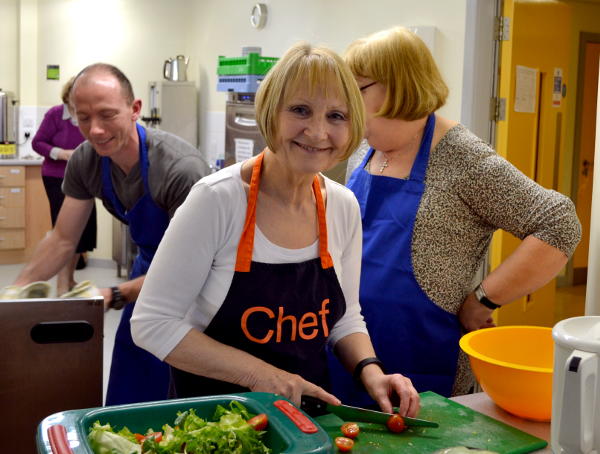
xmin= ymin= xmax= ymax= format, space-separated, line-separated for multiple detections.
xmin=185 ymin=0 xmax=468 ymax=165
xmin=35 ymin=0 xmax=193 ymax=109
xmin=0 ymin=0 xmax=18 ymax=94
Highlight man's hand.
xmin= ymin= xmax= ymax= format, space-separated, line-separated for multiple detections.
xmin=99 ymin=287 xmax=112 ymax=311
xmin=458 ymin=292 xmax=496 ymax=332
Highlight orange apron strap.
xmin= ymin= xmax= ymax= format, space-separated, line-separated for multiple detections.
xmin=235 ymin=153 xmax=333 ymax=272
xmin=235 ymin=153 xmax=264 ymax=272
xmin=313 ymin=176 xmax=334 ymax=269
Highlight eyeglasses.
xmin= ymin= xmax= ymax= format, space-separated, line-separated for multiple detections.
xmin=359 ymin=81 xmax=377 ymax=92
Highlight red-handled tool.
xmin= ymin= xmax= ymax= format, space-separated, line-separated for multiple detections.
xmin=48 ymin=425 xmax=74 ymax=454
xmin=274 ymin=399 xmax=319 ymax=433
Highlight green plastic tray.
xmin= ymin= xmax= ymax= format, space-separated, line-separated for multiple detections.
xmin=37 ymin=392 xmax=332 ymax=454
xmin=217 ymin=53 xmax=278 ymax=76
xmin=315 ymin=392 xmax=548 ymax=454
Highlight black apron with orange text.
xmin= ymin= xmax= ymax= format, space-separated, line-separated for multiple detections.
xmin=171 ymin=153 xmax=346 ymax=397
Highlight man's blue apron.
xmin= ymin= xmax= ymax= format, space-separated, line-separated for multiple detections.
xmin=102 ymin=123 xmax=171 ymax=405
xmin=329 ymin=114 xmax=461 ymax=406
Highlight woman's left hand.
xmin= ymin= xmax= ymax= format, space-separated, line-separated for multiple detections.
xmin=361 ymin=367 xmax=420 ymax=417
xmin=458 ymin=292 xmax=496 ymax=332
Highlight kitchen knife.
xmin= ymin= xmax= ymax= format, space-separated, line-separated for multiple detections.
xmin=300 ymin=396 xmax=438 ymax=428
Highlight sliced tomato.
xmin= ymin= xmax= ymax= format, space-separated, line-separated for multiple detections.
xmin=247 ymin=413 xmax=268 ymax=431
xmin=340 ymin=422 xmax=360 ymax=439
xmin=335 ymin=436 xmax=354 ymax=452
xmin=134 ymin=431 xmax=162 ymax=443
xmin=386 ymin=414 xmax=407 ymax=433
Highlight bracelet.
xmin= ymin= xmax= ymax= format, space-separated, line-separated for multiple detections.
xmin=109 ymin=286 xmax=126 ymax=310
xmin=353 ymin=357 xmax=385 ymax=386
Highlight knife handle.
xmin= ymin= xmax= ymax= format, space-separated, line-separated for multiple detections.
xmin=299 ymin=395 xmax=329 ymax=417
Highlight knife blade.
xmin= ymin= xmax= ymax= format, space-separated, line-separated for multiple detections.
xmin=300 ymin=396 xmax=438 ymax=428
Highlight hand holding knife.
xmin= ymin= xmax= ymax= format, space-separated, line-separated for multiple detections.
xmin=300 ymin=395 xmax=438 ymax=428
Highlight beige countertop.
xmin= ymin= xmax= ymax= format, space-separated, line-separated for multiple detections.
xmin=0 ymin=158 xmax=43 ymax=166
xmin=451 ymin=392 xmax=551 ymax=453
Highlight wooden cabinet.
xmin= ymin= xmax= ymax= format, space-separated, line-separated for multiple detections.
xmin=0 ymin=165 xmax=51 ymax=263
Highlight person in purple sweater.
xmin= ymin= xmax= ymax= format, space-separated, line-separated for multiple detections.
xmin=32 ymin=77 xmax=97 ymax=295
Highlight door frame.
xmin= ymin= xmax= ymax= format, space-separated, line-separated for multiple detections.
xmin=564 ymin=32 xmax=600 ymax=286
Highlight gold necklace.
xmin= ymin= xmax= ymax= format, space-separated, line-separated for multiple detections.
xmin=379 ymin=153 xmax=392 ymax=173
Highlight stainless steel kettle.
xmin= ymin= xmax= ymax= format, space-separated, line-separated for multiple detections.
xmin=163 ymin=55 xmax=189 ymax=82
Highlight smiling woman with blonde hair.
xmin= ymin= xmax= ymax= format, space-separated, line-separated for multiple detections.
xmin=327 ymin=26 xmax=581 ymax=405
xmin=132 ymin=42 xmax=420 ymax=416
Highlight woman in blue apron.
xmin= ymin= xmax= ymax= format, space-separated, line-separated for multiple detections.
xmin=103 ymin=124 xmax=171 ymax=405
xmin=329 ymin=113 xmax=461 ymax=406
xmin=131 ymin=43 xmax=420 ymax=416
xmin=330 ymin=26 xmax=580 ymax=404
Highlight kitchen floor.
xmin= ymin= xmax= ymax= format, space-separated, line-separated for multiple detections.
xmin=0 ymin=260 xmax=123 ymax=404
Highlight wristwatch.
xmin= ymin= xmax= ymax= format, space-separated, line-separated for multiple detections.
xmin=474 ymin=284 xmax=501 ymax=310
xmin=109 ymin=286 xmax=126 ymax=310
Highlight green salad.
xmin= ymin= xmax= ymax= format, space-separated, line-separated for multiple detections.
xmin=88 ymin=401 xmax=271 ymax=454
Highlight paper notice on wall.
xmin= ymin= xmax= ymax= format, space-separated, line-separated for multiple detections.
xmin=234 ymin=138 xmax=254 ymax=163
xmin=552 ymin=68 xmax=563 ymax=107
xmin=514 ymin=65 xmax=538 ymax=113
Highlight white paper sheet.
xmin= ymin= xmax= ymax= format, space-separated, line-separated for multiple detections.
xmin=514 ymin=65 xmax=538 ymax=113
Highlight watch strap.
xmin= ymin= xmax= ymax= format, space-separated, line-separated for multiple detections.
xmin=353 ymin=357 xmax=385 ymax=386
xmin=109 ymin=286 xmax=126 ymax=310
xmin=474 ymin=284 xmax=501 ymax=310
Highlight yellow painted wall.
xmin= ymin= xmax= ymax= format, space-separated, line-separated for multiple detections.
xmin=564 ymin=2 xmax=600 ymax=270
xmin=493 ymin=0 xmax=572 ymax=326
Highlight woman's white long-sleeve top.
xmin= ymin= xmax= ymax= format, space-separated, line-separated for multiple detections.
xmin=131 ymin=162 xmax=368 ymax=361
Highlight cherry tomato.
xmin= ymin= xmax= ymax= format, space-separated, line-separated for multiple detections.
xmin=340 ymin=422 xmax=360 ymax=439
xmin=386 ymin=414 xmax=407 ymax=433
xmin=335 ymin=436 xmax=354 ymax=452
xmin=247 ymin=413 xmax=269 ymax=431
xmin=134 ymin=431 xmax=162 ymax=443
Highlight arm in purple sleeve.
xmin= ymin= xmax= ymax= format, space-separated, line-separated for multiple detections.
xmin=32 ymin=107 xmax=60 ymax=158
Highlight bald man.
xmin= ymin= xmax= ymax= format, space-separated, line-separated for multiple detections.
xmin=12 ymin=63 xmax=210 ymax=405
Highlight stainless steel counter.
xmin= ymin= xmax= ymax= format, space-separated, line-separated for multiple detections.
xmin=451 ymin=392 xmax=551 ymax=453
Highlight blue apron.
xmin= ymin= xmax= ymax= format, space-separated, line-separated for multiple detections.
xmin=102 ymin=124 xmax=171 ymax=405
xmin=329 ymin=114 xmax=461 ymax=406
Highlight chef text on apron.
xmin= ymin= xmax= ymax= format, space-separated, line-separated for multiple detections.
xmin=171 ymin=152 xmax=346 ymax=398
xmin=103 ymin=123 xmax=171 ymax=405
xmin=329 ymin=114 xmax=461 ymax=406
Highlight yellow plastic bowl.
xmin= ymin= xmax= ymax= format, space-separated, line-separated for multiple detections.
xmin=459 ymin=326 xmax=553 ymax=421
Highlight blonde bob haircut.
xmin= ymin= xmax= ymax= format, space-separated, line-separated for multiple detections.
xmin=255 ymin=42 xmax=365 ymax=161
xmin=345 ymin=26 xmax=449 ymax=121
xmin=61 ymin=76 xmax=77 ymax=105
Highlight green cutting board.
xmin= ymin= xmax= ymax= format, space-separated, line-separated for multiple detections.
xmin=315 ymin=392 xmax=548 ymax=454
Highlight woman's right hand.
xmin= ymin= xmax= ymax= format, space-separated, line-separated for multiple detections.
xmin=248 ymin=364 xmax=341 ymax=408
xmin=58 ymin=149 xmax=75 ymax=160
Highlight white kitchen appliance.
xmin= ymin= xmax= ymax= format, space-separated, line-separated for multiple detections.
xmin=551 ymin=316 xmax=600 ymax=454
xmin=142 ymin=80 xmax=198 ymax=147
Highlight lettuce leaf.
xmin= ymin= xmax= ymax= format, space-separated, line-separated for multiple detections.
xmin=88 ymin=401 xmax=270 ymax=454
xmin=88 ymin=421 xmax=141 ymax=454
